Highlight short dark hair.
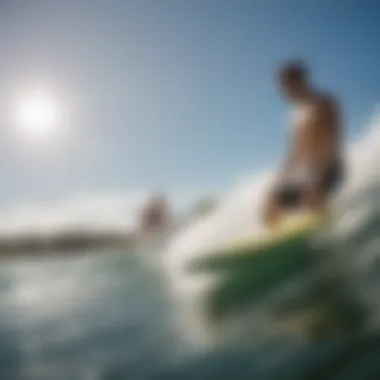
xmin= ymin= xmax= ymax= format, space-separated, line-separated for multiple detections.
xmin=278 ymin=60 xmax=309 ymax=83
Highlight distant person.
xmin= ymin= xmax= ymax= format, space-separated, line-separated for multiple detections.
xmin=140 ymin=193 xmax=170 ymax=234
xmin=263 ymin=60 xmax=344 ymax=226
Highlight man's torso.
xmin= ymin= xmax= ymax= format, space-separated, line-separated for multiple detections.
xmin=288 ymin=92 xmax=341 ymax=183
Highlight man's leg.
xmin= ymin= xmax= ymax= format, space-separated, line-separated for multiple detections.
xmin=301 ymin=166 xmax=338 ymax=215
xmin=302 ymin=160 xmax=344 ymax=214
xmin=263 ymin=193 xmax=282 ymax=227
xmin=263 ymin=185 xmax=300 ymax=227
xmin=302 ymin=185 xmax=327 ymax=214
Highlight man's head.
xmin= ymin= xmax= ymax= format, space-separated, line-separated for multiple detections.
xmin=277 ymin=60 xmax=310 ymax=101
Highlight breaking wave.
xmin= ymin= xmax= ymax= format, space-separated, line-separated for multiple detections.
xmin=164 ymin=111 xmax=380 ymax=345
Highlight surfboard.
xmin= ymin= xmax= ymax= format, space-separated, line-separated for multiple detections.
xmin=187 ymin=211 xmax=329 ymax=321
xmin=188 ymin=211 xmax=328 ymax=274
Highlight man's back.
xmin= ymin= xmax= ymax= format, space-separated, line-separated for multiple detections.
xmin=289 ymin=91 xmax=341 ymax=170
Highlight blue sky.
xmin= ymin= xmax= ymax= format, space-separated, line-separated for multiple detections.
xmin=0 ymin=0 xmax=379 ymax=210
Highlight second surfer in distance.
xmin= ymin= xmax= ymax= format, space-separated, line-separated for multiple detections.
xmin=263 ymin=60 xmax=344 ymax=227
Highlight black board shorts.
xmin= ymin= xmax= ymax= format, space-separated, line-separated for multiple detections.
xmin=274 ymin=160 xmax=344 ymax=209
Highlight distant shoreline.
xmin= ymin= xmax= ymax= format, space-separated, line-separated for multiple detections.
xmin=0 ymin=230 xmax=136 ymax=257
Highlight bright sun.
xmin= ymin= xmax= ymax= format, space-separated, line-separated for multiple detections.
xmin=13 ymin=92 xmax=61 ymax=140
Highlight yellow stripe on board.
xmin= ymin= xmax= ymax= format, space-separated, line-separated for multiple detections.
xmin=217 ymin=211 xmax=329 ymax=255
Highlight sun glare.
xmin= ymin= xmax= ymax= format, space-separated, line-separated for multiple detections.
xmin=13 ymin=92 xmax=61 ymax=140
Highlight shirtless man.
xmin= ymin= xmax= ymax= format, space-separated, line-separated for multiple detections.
xmin=263 ymin=61 xmax=344 ymax=226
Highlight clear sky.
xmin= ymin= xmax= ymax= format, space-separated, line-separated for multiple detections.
xmin=0 ymin=0 xmax=379 ymax=211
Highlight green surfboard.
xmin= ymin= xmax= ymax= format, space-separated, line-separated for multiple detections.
xmin=187 ymin=212 xmax=328 ymax=320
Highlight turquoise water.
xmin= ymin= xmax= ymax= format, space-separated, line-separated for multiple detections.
xmin=1 ymin=248 xmax=380 ymax=380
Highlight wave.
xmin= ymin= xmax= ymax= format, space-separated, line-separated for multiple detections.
xmin=163 ymin=111 xmax=380 ymax=346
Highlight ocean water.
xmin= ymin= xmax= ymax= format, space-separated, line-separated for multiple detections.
xmin=1 ymin=236 xmax=380 ymax=380
xmin=0 ymin=249 xmax=180 ymax=380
